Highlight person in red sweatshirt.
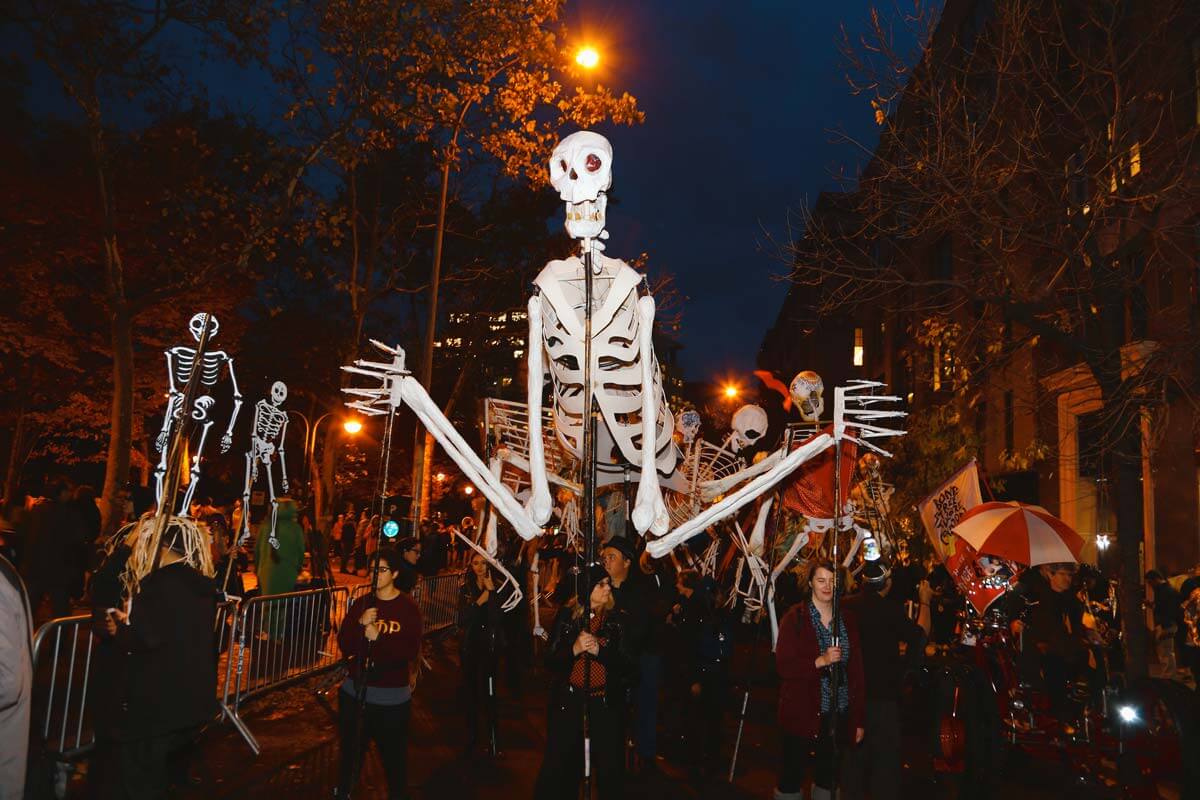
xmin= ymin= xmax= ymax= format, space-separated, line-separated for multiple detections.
xmin=336 ymin=547 xmax=423 ymax=800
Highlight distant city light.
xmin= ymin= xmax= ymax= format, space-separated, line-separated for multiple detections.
xmin=463 ymin=485 xmax=475 ymax=496
xmin=343 ymin=419 xmax=363 ymax=434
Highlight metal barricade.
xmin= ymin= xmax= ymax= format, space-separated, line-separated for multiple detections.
xmin=221 ymin=585 xmax=349 ymax=753
xmin=30 ymin=598 xmax=241 ymax=762
xmin=415 ymin=571 xmax=463 ymax=633
xmin=30 ymin=615 xmax=96 ymax=760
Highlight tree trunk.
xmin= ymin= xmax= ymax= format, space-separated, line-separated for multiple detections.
xmin=418 ymin=355 xmax=473 ymax=522
xmin=2 ymin=396 xmax=29 ymax=509
xmin=411 ymin=157 xmax=453 ymax=532
xmin=1111 ymin=412 xmax=1149 ymax=680
xmin=100 ymin=306 xmax=134 ymax=533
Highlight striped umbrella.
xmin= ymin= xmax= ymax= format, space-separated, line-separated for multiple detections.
xmin=951 ymin=501 xmax=1084 ymax=566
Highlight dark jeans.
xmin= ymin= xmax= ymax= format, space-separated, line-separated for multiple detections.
xmin=844 ymin=698 xmax=901 ymax=800
xmin=682 ymin=671 xmax=726 ymax=768
xmin=777 ymin=713 xmax=847 ymax=796
xmin=633 ymin=652 xmax=662 ymax=760
xmin=534 ymin=687 xmax=625 ymax=800
xmin=112 ymin=727 xmax=199 ymax=799
xmin=462 ymin=649 xmax=498 ymax=749
xmin=337 ymin=691 xmax=411 ymax=800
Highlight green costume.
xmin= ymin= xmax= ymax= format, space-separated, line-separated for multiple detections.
xmin=255 ymin=499 xmax=305 ymax=638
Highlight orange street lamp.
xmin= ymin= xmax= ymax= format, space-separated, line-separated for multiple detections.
xmin=463 ymin=485 xmax=475 ymax=496
xmin=723 ymin=384 xmax=740 ymax=400
xmin=342 ymin=418 xmax=363 ymax=435
xmin=575 ymin=46 xmax=600 ymax=70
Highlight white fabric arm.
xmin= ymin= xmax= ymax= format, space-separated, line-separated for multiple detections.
xmin=398 ymin=376 xmax=541 ymax=540
xmin=646 ymin=433 xmax=833 ymax=557
xmin=631 ymin=295 xmax=668 ymax=535
xmin=524 ymin=295 xmax=553 ymax=525
xmin=700 ymin=449 xmax=783 ymax=502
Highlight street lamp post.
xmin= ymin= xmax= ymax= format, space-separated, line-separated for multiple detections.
xmin=286 ymin=410 xmax=363 ymax=492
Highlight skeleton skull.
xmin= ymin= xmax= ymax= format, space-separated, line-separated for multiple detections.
xmin=270 ymin=381 xmax=287 ymax=407
xmin=789 ymin=370 xmax=824 ymax=423
xmin=676 ymin=409 xmax=702 ymax=445
xmin=549 ymin=131 xmax=612 ymax=240
xmin=188 ymin=312 xmax=220 ymax=342
xmin=730 ymin=404 xmax=768 ymax=453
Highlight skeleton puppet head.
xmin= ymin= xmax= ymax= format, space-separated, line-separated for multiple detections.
xmin=549 ymin=131 xmax=612 ymax=240
xmin=676 ymin=409 xmax=702 ymax=445
xmin=269 ymin=381 xmax=287 ymax=407
xmin=789 ymin=370 xmax=824 ymax=423
xmin=730 ymin=404 xmax=768 ymax=453
xmin=187 ymin=313 xmax=220 ymax=342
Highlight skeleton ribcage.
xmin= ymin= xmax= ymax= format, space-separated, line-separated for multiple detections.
xmin=664 ymin=441 xmax=743 ymax=528
xmin=484 ymin=398 xmax=574 ymax=494
xmin=171 ymin=348 xmax=227 ymax=387
xmin=538 ymin=266 xmax=675 ymax=475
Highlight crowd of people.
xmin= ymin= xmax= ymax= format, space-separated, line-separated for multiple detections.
xmin=4 ymin=476 xmax=1200 ymax=800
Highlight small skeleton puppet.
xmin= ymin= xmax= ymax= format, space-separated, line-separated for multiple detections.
xmin=665 ymin=408 xmax=742 ymax=529
xmin=524 ymin=131 xmax=677 ymax=537
xmin=699 ymin=372 xmax=823 ymax=502
xmin=154 ymin=313 xmax=243 ymax=515
xmin=242 ymin=381 xmax=290 ymax=549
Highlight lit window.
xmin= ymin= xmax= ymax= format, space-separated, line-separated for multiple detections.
xmin=1128 ymin=141 xmax=1140 ymax=177
xmin=501 ymin=377 xmax=513 ymax=387
xmin=513 ymin=349 xmax=524 ymax=359
xmin=446 ymin=337 xmax=462 ymax=347
xmin=852 ymin=328 xmax=864 ymax=366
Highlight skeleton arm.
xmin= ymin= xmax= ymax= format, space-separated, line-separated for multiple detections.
xmin=221 ymin=356 xmax=243 ymax=453
xmin=156 ymin=350 xmax=180 ymax=453
xmin=277 ymin=414 xmax=290 ymax=494
xmin=700 ymin=449 xmax=783 ymax=501
xmin=452 ymin=529 xmax=523 ymax=613
xmin=631 ymin=294 xmax=669 ymax=536
xmin=524 ymin=294 xmax=553 ymax=525
xmin=646 ymin=433 xmax=834 ymax=558
xmin=397 ymin=375 xmax=542 ymax=540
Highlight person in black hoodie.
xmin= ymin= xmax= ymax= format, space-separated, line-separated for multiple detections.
xmin=534 ymin=567 xmax=634 ymax=800
xmin=105 ymin=516 xmax=217 ymax=799
xmin=458 ymin=552 xmax=504 ymax=755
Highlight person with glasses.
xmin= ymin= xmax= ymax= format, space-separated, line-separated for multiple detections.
xmin=335 ymin=547 xmax=422 ymax=800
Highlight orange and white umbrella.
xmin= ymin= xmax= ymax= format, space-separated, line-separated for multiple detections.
xmin=951 ymin=501 xmax=1084 ymax=566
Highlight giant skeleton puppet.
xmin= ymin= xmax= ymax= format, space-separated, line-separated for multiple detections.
xmin=242 ymin=382 xmax=290 ymax=549
xmin=154 ymin=313 xmax=242 ymax=514
xmin=523 ymin=131 xmax=677 ymax=535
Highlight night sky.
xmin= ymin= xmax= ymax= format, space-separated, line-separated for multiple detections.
xmin=10 ymin=0 xmax=889 ymax=383
xmin=567 ymin=0 xmax=884 ymax=381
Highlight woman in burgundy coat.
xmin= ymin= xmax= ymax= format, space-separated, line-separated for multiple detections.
xmin=774 ymin=560 xmax=865 ymax=800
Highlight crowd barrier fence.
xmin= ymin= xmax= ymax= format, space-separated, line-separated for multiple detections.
xmin=29 ymin=571 xmax=465 ymax=763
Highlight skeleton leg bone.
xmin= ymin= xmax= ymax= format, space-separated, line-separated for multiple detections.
xmin=646 ymin=433 xmax=833 ymax=558
xmin=178 ymin=420 xmax=214 ymax=515
xmin=241 ymin=453 xmax=255 ymax=546
xmin=265 ymin=455 xmax=280 ymax=550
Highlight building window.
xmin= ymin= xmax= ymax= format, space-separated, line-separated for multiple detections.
xmin=852 ymin=327 xmax=864 ymax=367
xmin=513 ymin=349 xmax=524 ymax=359
xmin=1003 ymin=390 xmax=1015 ymax=454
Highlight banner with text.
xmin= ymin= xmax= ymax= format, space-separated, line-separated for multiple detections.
xmin=917 ymin=459 xmax=982 ymax=563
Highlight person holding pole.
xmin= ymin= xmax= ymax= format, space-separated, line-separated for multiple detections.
xmin=335 ymin=547 xmax=422 ymax=800
xmin=458 ymin=552 xmax=504 ymax=756
xmin=774 ymin=560 xmax=864 ymax=800
xmin=534 ymin=569 xmax=633 ymax=800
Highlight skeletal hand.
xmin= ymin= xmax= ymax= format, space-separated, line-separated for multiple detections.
xmin=268 ymin=536 xmax=280 ymax=551
xmin=155 ymin=430 xmax=168 ymax=453
xmin=220 ymin=433 xmax=232 ymax=453
xmin=281 ymin=478 xmax=289 ymax=494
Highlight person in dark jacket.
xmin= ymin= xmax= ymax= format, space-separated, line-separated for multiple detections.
xmin=668 ymin=569 xmax=731 ymax=775
xmin=336 ymin=547 xmax=422 ymax=800
xmin=774 ymin=560 xmax=865 ymax=800
xmin=534 ymin=568 xmax=634 ymax=800
xmin=105 ymin=516 xmax=218 ymax=799
xmin=21 ymin=479 xmax=87 ymax=619
xmin=458 ymin=552 xmax=504 ymax=754
xmin=842 ymin=560 xmax=932 ymax=800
